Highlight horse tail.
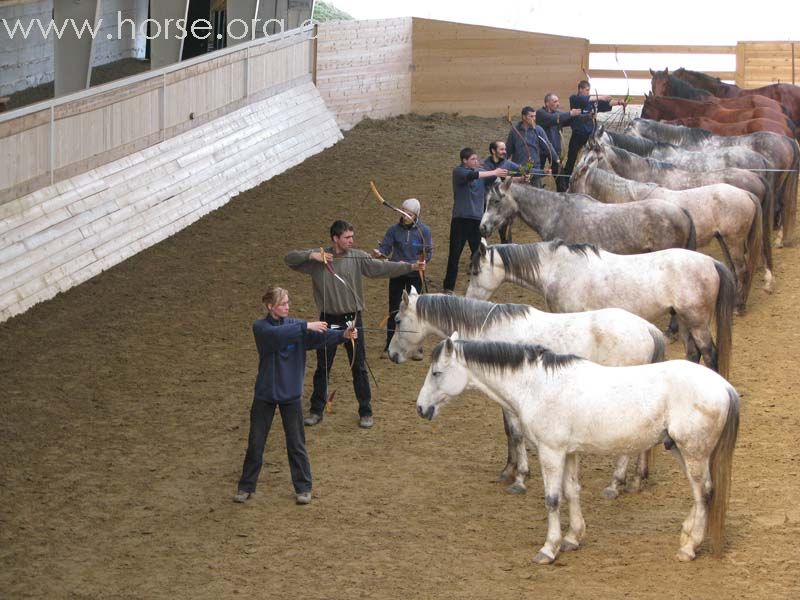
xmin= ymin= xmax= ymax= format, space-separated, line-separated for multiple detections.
xmin=647 ymin=324 xmax=666 ymax=364
xmin=707 ymin=386 xmax=740 ymax=557
xmin=757 ymin=173 xmax=775 ymax=271
xmin=783 ymin=139 xmax=800 ymax=244
xmin=681 ymin=208 xmax=697 ymax=250
xmin=742 ymin=192 xmax=763 ymax=306
xmin=713 ymin=260 xmax=735 ymax=379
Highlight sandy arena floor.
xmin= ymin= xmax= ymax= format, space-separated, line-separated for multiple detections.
xmin=1 ymin=114 xmax=799 ymax=599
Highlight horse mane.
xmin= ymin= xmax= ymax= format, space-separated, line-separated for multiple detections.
xmin=607 ymin=144 xmax=680 ymax=172
xmin=549 ymin=239 xmax=601 ymax=258
xmin=605 ymin=130 xmax=662 ymax=155
xmin=491 ymin=243 xmax=544 ymax=284
xmin=432 ymin=339 xmax=582 ymax=374
xmin=666 ymin=74 xmax=710 ymax=99
xmin=636 ymin=119 xmax=713 ymax=145
xmin=416 ymin=294 xmax=530 ymax=338
xmin=675 ymin=67 xmax=720 ymax=85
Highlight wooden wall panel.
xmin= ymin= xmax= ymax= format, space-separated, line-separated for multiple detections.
xmin=316 ymin=18 xmax=413 ymax=130
xmin=0 ymin=121 xmax=49 ymax=196
xmin=738 ymin=42 xmax=799 ymax=87
xmin=412 ymin=18 xmax=587 ymax=118
xmin=54 ymin=89 xmax=161 ymax=170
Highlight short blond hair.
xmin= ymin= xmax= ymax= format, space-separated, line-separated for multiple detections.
xmin=262 ymin=286 xmax=288 ymax=310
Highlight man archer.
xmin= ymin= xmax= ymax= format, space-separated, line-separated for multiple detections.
xmin=285 ymin=220 xmax=425 ymax=429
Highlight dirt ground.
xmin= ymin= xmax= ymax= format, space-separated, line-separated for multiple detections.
xmin=1 ymin=114 xmax=799 ymax=599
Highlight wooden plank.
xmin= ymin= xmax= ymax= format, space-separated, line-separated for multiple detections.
xmin=0 ymin=110 xmax=50 ymax=140
xmin=54 ymin=78 xmax=162 ymax=120
xmin=589 ymin=44 xmax=735 ymax=54
xmin=589 ymin=69 xmax=734 ymax=80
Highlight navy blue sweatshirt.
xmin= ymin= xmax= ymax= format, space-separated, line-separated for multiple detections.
xmin=569 ymin=94 xmax=613 ymax=136
xmin=252 ymin=315 xmax=346 ymax=404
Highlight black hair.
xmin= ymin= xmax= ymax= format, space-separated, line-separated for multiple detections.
xmin=460 ymin=147 xmax=476 ymax=162
xmin=521 ymin=106 xmax=535 ymax=116
xmin=330 ymin=220 xmax=354 ymax=239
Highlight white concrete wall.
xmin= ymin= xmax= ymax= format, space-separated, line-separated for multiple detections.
xmin=315 ymin=18 xmax=413 ymax=131
xmin=0 ymin=80 xmax=342 ymax=322
xmin=0 ymin=1 xmax=54 ymax=96
xmin=91 ymin=0 xmax=148 ymax=65
xmin=0 ymin=0 xmax=147 ymax=97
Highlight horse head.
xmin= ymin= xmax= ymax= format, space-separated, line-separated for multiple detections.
xmin=387 ymin=285 xmax=425 ymax=363
xmin=480 ymin=179 xmax=517 ymax=239
xmin=465 ymin=239 xmax=505 ymax=301
xmin=415 ymin=332 xmax=467 ymax=421
xmin=640 ymin=93 xmax=657 ymax=120
xmin=570 ymin=149 xmax=598 ymax=193
xmin=649 ymin=67 xmax=671 ymax=97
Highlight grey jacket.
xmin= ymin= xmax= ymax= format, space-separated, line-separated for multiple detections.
xmin=285 ymin=247 xmax=412 ymax=314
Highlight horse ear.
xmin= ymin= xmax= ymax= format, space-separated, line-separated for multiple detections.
xmin=401 ymin=289 xmax=410 ymax=304
xmin=649 ymin=68 xmax=654 ymax=76
xmin=450 ymin=331 xmax=460 ymax=342
xmin=479 ymin=238 xmax=488 ymax=255
xmin=665 ymin=67 xmax=669 ymax=75
xmin=500 ymin=177 xmax=513 ymax=192
xmin=409 ymin=285 xmax=419 ymax=297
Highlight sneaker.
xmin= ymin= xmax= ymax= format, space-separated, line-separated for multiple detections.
xmin=304 ymin=412 xmax=323 ymax=426
xmin=295 ymin=491 xmax=312 ymax=505
xmin=233 ymin=490 xmax=253 ymax=503
xmin=359 ymin=415 xmax=374 ymax=429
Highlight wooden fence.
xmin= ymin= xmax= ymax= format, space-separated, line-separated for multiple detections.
xmin=0 ymin=25 xmax=316 ymax=204
xmin=411 ymin=19 xmax=585 ymax=118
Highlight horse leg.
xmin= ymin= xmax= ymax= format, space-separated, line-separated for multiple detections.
xmin=533 ymin=447 xmax=566 ymax=565
xmin=727 ymin=243 xmax=749 ymax=314
xmin=689 ymin=326 xmax=718 ymax=373
xmin=665 ymin=309 xmax=680 ymax=342
xmin=676 ymin=455 xmax=712 ymax=562
xmin=762 ymin=245 xmax=774 ymax=294
xmin=497 ymin=409 xmax=517 ymax=484
xmin=678 ymin=320 xmax=701 ymax=363
xmin=602 ymin=455 xmax=629 ymax=499
xmin=629 ymin=448 xmax=653 ymax=493
xmin=505 ymin=410 xmax=529 ymax=495
xmin=669 ymin=446 xmax=698 ymax=550
xmin=561 ymin=453 xmax=585 ymax=552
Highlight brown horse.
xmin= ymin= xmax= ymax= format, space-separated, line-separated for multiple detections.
xmin=664 ymin=116 xmax=794 ymax=138
xmin=642 ymin=94 xmax=795 ymax=135
xmin=673 ymin=67 xmax=800 ymax=126
xmin=649 ymin=68 xmax=789 ymax=116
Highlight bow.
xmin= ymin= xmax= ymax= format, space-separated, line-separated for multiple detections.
xmin=369 ymin=181 xmax=428 ymax=294
xmin=321 ymin=247 xmax=357 ymax=370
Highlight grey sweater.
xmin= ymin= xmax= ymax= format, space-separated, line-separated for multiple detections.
xmin=285 ymin=247 xmax=413 ymax=314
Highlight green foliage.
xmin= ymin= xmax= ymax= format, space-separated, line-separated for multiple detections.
xmin=312 ymin=1 xmax=355 ymax=22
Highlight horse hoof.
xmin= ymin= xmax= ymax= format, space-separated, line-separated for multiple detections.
xmin=676 ymin=549 xmax=695 ymax=562
xmin=734 ymin=306 xmax=746 ymax=316
xmin=762 ymin=283 xmax=774 ymax=294
xmin=601 ymin=487 xmax=619 ymax=500
xmin=627 ymin=479 xmax=643 ymax=494
xmin=561 ymin=540 xmax=580 ymax=552
xmin=496 ymin=472 xmax=514 ymax=483
xmin=507 ymin=482 xmax=527 ymax=495
xmin=533 ymin=551 xmax=556 ymax=565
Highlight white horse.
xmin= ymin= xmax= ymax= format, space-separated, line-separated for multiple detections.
xmin=570 ymin=154 xmax=766 ymax=309
xmin=416 ymin=335 xmax=739 ymax=564
xmin=388 ymin=289 xmax=665 ymax=497
xmin=465 ymin=239 xmax=735 ymax=379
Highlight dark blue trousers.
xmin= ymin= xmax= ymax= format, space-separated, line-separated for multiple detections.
xmin=237 ymin=398 xmax=311 ymax=494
